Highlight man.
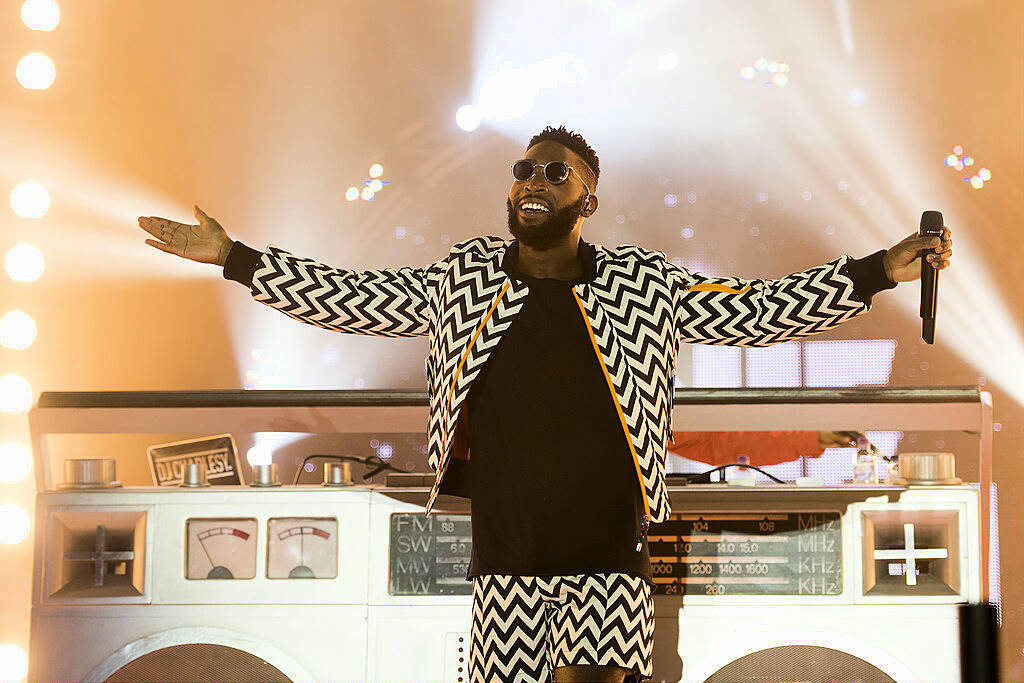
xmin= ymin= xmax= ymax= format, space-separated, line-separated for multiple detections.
xmin=139 ymin=125 xmax=953 ymax=683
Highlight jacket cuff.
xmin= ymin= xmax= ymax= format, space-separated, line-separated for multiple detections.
xmin=841 ymin=249 xmax=898 ymax=306
xmin=222 ymin=240 xmax=264 ymax=288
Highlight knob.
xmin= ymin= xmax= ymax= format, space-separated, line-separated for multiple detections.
xmin=250 ymin=462 xmax=282 ymax=487
xmin=180 ymin=462 xmax=211 ymax=487
xmin=57 ymin=458 xmax=122 ymax=489
xmin=322 ymin=462 xmax=354 ymax=487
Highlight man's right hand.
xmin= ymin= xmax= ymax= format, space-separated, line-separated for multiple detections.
xmin=139 ymin=204 xmax=233 ymax=266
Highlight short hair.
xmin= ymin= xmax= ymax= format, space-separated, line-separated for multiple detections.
xmin=527 ymin=125 xmax=599 ymax=189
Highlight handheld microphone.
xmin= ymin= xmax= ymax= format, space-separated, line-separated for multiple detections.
xmin=919 ymin=210 xmax=943 ymax=344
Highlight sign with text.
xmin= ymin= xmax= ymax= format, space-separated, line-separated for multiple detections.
xmin=147 ymin=434 xmax=244 ymax=487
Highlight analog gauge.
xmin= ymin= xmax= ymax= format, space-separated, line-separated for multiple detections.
xmin=267 ymin=517 xmax=338 ymax=579
xmin=185 ymin=518 xmax=258 ymax=580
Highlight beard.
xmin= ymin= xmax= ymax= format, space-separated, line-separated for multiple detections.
xmin=506 ymin=193 xmax=586 ymax=250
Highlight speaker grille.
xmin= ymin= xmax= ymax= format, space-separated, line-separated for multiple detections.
xmin=104 ymin=643 xmax=293 ymax=683
xmin=705 ymin=645 xmax=897 ymax=683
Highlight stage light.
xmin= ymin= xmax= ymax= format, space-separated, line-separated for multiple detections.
xmin=4 ymin=242 xmax=44 ymax=282
xmin=10 ymin=180 xmax=50 ymax=218
xmin=475 ymin=53 xmax=588 ymax=122
xmin=368 ymin=163 xmax=384 ymax=178
xmin=345 ymin=187 xmax=359 ymax=201
xmin=360 ymin=187 xmax=375 ymax=201
xmin=848 ymin=88 xmax=867 ymax=105
xmin=0 ymin=311 xmax=37 ymax=350
xmin=657 ymin=51 xmax=679 ymax=72
xmin=0 ymin=643 xmax=28 ymax=683
xmin=0 ymin=375 xmax=31 ymax=415
xmin=15 ymin=52 xmax=55 ymax=89
xmin=0 ymin=504 xmax=31 ymax=544
xmin=21 ymin=0 xmax=59 ymax=30
xmin=456 ymin=104 xmax=481 ymax=132
xmin=246 ymin=444 xmax=272 ymax=467
xmin=0 ymin=443 xmax=31 ymax=483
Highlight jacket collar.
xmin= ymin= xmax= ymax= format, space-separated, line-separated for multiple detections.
xmin=499 ymin=237 xmax=598 ymax=285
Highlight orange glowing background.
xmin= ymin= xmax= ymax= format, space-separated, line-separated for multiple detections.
xmin=0 ymin=1 xmax=1021 ymax=680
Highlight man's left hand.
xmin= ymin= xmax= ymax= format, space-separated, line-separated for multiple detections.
xmin=882 ymin=226 xmax=953 ymax=283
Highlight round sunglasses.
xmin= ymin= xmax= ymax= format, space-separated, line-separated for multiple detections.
xmin=510 ymin=160 xmax=592 ymax=196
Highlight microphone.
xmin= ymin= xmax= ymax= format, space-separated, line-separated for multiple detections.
xmin=919 ymin=210 xmax=943 ymax=344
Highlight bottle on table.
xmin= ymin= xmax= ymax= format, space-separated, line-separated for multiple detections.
xmin=853 ymin=436 xmax=878 ymax=484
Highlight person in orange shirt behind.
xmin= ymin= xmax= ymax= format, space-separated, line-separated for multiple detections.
xmin=667 ymin=430 xmax=864 ymax=468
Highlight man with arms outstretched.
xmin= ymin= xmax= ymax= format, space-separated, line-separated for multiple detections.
xmin=139 ymin=125 xmax=952 ymax=683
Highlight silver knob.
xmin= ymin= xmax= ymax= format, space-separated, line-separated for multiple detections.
xmin=323 ymin=462 xmax=353 ymax=487
xmin=180 ymin=462 xmax=211 ymax=487
xmin=57 ymin=458 xmax=122 ymax=489
xmin=250 ymin=462 xmax=281 ymax=487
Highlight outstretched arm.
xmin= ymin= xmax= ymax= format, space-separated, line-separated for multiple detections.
xmin=662 ymin=225 xmax=953 ymax=347
xmin=223 ymin=240 xmax=449 ymax=338
xmin=140 ymin=205 xmax=450 ymax=338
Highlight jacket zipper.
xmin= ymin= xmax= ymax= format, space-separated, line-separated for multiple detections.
xmin=571 ymin=288 xmax=651 ymax=553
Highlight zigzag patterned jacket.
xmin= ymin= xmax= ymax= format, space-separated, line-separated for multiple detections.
xmin=225 ymin=236 xmax=894 ymax=525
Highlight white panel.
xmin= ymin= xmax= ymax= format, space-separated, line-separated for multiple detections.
xmin=803 ymin=339 xmax=895 ymax=387
xmin=746 ymin=341 xmax=801 ymax=387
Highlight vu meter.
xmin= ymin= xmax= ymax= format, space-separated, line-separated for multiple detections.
xmin=267 ymin=517 xmax=338 ymax=579
xmin=185 ymin=518 xmax=258 ymax=580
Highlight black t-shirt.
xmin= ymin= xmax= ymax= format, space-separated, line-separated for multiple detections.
xmin=465 ymin=266 xmax=654 ymax=588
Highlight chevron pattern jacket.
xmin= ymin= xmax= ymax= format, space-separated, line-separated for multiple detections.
xmin=230 ymin=235 xmax=890 ymax=526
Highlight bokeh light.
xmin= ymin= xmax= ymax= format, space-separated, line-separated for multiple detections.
xmin=739 ymin=66 xmax=754 ymax=80
xmin=21 ymin=0 xmax=59 ymax=30
xmin=0 ymin=504 xmax=31 ymax=544
xmin=368 ymin=179 xmax=384 ymax=192
xmin=15 ymin=52 xmax=55 ymax=89
xmin=0 ymin=643 xmax=28 ymax=682
xmin=455 ymin=104 xmax=481 ymax=132
xmin=0 ymin=374 xmax=33 ymax=414
xmin=0 ymin=443 xmax=32 ymax=483
xmin=360 ymin=187 xmax=375 ymax=201
xmin=5 ymin=242 xmax=44 ymax=282
xmin=0 ymin=311 xmax=37 ymax=350
xmin=368 ymin=163 xmax=383 ymax=178
xmin=10 ymin=181 xmax=50 ymax=218
xmin=345 ymin=187 xmax=359 ymax=201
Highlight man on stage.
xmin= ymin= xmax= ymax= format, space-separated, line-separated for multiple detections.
xmin=139 ymin=125 xmax=953 ymax=683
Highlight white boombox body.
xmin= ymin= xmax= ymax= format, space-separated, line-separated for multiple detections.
xmin=28 ymin=482 xmax=980 ymax=683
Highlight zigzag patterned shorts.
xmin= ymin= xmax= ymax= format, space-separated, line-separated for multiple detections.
xmin=469 ymin=572 xmax=654 ymax=683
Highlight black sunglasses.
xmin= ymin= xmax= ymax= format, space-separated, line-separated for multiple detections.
xmin=511 ymin=160 xmax=592 ymax=195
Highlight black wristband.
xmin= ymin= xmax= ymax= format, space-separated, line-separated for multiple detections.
xmin=222 ymin=240 xmax=264 ymax=288
xmin=841 ymin=249 xmax=898 ymax=306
